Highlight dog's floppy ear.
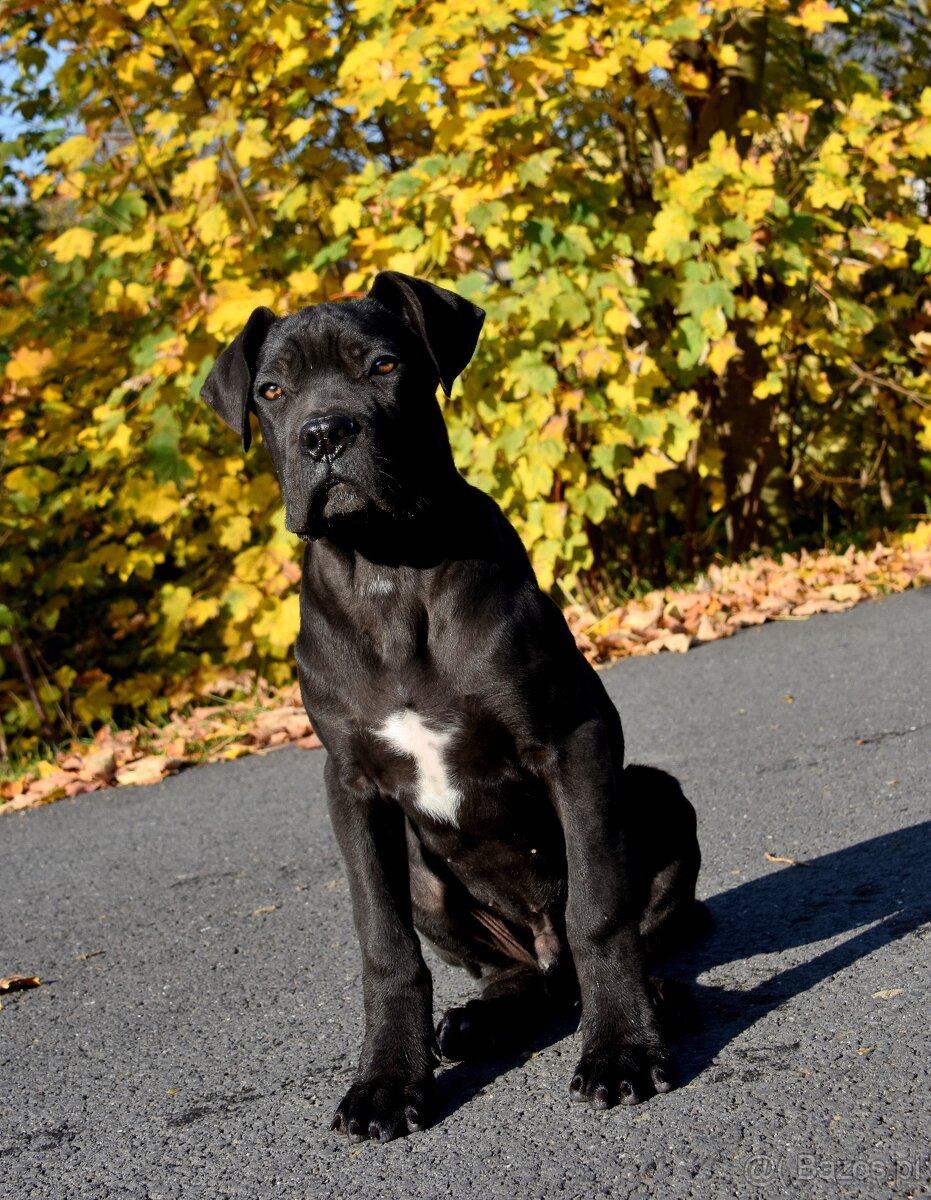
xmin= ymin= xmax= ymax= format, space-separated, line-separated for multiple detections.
xmin=369 ymin=271 xmax=485 ymax=397
xmin=201 ymin=306 xmax=277 ymax=452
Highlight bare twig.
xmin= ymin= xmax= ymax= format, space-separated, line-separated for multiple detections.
xmin=10 ymin=634 xmax=53 ymax=739
xmin=847 ymin=363 xmax=931 ymax=409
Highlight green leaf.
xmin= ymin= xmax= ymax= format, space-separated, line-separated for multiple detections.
xmin=146 ymin=407 xmax=193 ymax=486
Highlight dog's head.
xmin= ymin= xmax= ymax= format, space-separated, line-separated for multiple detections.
xmin=201 ymin=272 xmax=485 ymax=540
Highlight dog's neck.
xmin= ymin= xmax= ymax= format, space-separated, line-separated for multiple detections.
xmin=303 ymin=474 xmax=500 ymax=583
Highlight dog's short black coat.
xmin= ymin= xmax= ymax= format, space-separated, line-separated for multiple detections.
xmin=202 ymin=272 xmax=704 ymax=1142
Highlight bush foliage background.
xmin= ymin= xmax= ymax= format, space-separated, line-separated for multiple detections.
xmin=1 ymin=0 xmax=930 ymax=745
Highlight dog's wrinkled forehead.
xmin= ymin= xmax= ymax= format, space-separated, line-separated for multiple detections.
xmin=256 ymin=300 xmax=419 ymax=384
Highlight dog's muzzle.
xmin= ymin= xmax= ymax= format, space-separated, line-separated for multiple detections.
xmin=285 ymin=412 xmax=368 ymax=538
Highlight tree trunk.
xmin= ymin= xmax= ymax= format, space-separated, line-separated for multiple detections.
xmin=687 ymin=11 xmax=791 ymax=553
xmin=714 ymin=322 xmax=791 ymax=555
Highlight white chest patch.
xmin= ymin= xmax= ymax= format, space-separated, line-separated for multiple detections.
xmin=376 ymin=709 xmax=462 ymax=826
xmin=363 ymin=575 xmax=394 ymax=598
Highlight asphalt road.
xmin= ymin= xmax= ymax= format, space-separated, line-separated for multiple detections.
xmin=2 ymin=590 xmax=929 ymax=1200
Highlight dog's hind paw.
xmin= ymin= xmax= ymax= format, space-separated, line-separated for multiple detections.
xmin=437 ymin=1001 xmax=497 ymax=1061
xmin=437 ymin=999 xmax=531 ymax=1062
xmin=330 ymin=1075 xmax=434 ymax=1142
xmin=569 ymin=1041 xmax=673 ymax=1109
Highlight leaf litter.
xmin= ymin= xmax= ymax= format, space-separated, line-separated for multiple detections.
xmin=2 ymin=533 xmax=929 ymax=812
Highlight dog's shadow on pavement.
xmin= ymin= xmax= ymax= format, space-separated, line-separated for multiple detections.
xmin=670 ymin=817 xmax=931 ymax=1083
xmin=435 ymin=819 xmax=931 ymax=1118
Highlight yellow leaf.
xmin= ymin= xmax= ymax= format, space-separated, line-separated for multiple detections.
xmin=284 ymin=118 xmax=313 ymax=143
xmin=107 ymin=424 xmax=134 ymax=456
xmin=219 ymin=515 xmax=253 ymax=551
xmin=187 ymin=597 xmax=220 ymax=625
xmin=126 ymin=0 xmax=152 ymax=18
xmin=902 ymin=519 xmax=931 ymax=548
xmin=224 ymin=584 xmax=264 ymax=622
xmin=574 ymin=61 xmax=614 ymax=88
xmin=446 ymin=49 xmax=485 ymax=89
xmin=634 ymin=40 xmax=673 ymax=73
xmin=706 ymin=338 xmax=739 ymax=375
xmin=124 ymin=282 xmax=153 ymax=311
xmin=47 ymin=227 xmax=96 ymax=262
xmin=46 ymin=135 xmax=96 ymax=171
xmin=165 ymin=257 xmax=188 ymax=287
xmin=30 ymin=173 xmax=55 ymax=200
xmin=206 ymin=280 xmax=278 ymax=336
xmin=195 ymin=207 xmax=232 ymax=245
xmin=6 ymin=466 xmax=57 ymax=499
xmin=331 ymin=197 xmax=362 ymax=236
xmin=806 ymin=175 xmax=853 ymax=209
xmin=622 ymin=452 xmax=673 ymax=494
xmin=5 ymin=345 xmax=55 ymax=382
xmin=171 ymin=158 xmax=218 ymax=200
xmin=100 ymin=228 xmax=154 ymax=257
xmin=604 ymin=306 xmax=635 ymax=336
xmin=643 ymin=206 xmax=696 ymax=264
xmin=252 ymin=593 xmax=301 ymax=654
xmin=288 ymin=267 xmax=321 ymax=298
xmin=753 ymin=372 xmax=783 ymax=399
xmin=234 ymin=120 xmax=273 ymax=167
xmin=159 ymin=585 xmax=193 ymax=647
xmin=277 ymin=47 xmax=308 ymax=75
xmin=787 ymin=0 xmax=849 ymax=32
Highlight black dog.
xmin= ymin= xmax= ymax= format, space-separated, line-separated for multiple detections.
xmin=202 ymin=272 xmax=704 ymax=1142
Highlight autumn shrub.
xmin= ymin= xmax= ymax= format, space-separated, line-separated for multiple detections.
xmin=1 ymin=0 xmax=930 ymax=745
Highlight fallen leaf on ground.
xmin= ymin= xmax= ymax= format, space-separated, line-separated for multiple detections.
xmin=0 ymin=975 xmax=41 ymax=993
xmin=567 ymin=534 xmax=931 ymax=668
xmin=871 ymin=988 xmax=904 ymax=1000
xmin=78 ymin=749 xmax=116 ymax=783
xmin=792 ymin=597 xmax=852 ymax=616
xmin=115 ymin=755 xmax=183 ymax=787
xmin=763 ymin=852 xmax=812 ymax=867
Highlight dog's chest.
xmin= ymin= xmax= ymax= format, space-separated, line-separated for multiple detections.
xmin=345 ymin=695 xmax=533 ymax=832
xmin=374 ymin=708 xmax=462 ymax=825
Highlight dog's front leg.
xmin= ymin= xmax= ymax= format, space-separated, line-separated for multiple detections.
xmin=554 ymin=720 xmax=672 ymax=1109
xmin=324 ymin=759 xmax=437 ymax=1141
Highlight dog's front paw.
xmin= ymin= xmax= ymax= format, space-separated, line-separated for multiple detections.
xmin=330 ymin=1074 xmax=434 ymax=1142
xmin=569 ymin=1040 xmax=672 ymax=1110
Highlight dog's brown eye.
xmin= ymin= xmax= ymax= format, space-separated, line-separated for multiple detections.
xmin=262 ymin=383 xmax=283 ymax=401
xmin=372 ymin=357 xmax=398 ymax=376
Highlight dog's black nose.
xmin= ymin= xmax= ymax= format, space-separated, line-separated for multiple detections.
xmin=299 ymin=412 xmax=356 ymax=461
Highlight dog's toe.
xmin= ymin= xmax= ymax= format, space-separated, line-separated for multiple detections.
xmin=569 ymin=1041 xmax=673 ymax=1110
xmin=437 ymin=1004 xmax=481 ymax=1061
xmin=331 ymin=1076 xmax=433 ymax=1142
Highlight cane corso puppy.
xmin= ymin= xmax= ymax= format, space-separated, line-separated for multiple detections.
xmin=202 ymin=271 xmax=704 ymax=1142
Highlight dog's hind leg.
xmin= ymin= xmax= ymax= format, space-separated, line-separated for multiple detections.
xmin=407 ymin=821 xmax=517 ymax=978
xmin=406 ymin=823 xmax=576 ymax=1061
xmin=436 ymin=963 xmax=577 ymax=1062
xmin=640 ymin=856 xmax=713 ymax=959
xmin=622 ymin=764 xmax=712 ymax=959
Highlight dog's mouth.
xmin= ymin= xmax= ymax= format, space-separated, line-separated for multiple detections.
xmin=282 ymin=434 xmax=420 ymax=541
xmin=286 ymin=475 xmax=370 ymax=540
